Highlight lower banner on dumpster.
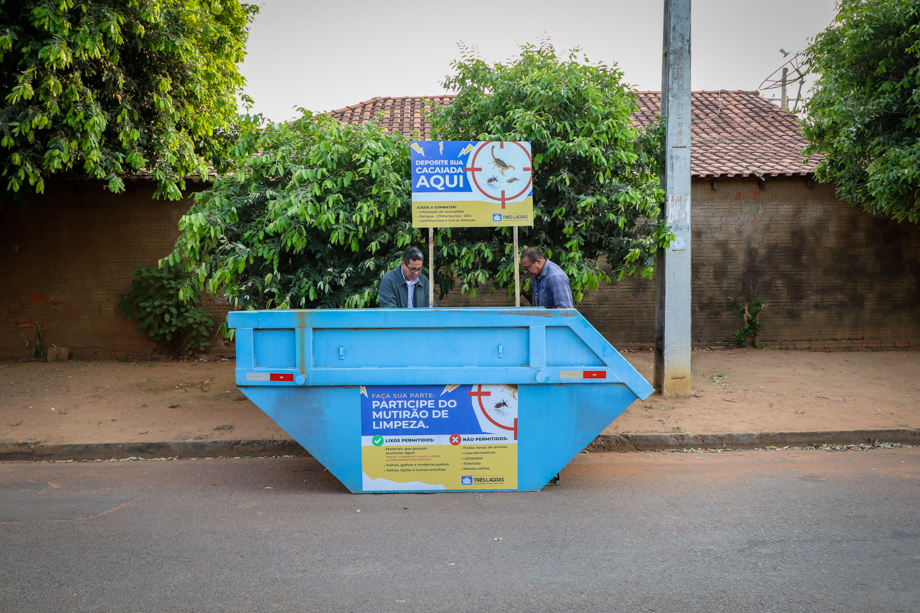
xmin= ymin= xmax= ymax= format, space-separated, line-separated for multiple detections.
xmin=360 ymin=384 xmax=518 ymax=491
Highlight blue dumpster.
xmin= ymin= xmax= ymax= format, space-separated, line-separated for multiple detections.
xmin=229 ymin=308 xmax=653 ymax=493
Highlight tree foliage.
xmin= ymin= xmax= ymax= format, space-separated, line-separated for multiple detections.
xmin=427 ymin=41 xmax=669 ymax=302
xmin=166 ymin=42 xmax=669 ymax=311
xmin=0 ymin=0 xmax=258 ymax=201
xmin=802 ymin=0 xmax=920 ymax=223
xmin=164 ymin=112 xmax=417 ymax=310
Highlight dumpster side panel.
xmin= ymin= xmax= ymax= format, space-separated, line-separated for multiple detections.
xmin=517 ymin=384 xmax=638 ymax=490
xmin=545 ymin=327 xmax=604 ymax=367
xmin=313 ymin=327 xmax=529 ymax=368
xmin=241 ymin=386 xmax=361 ymax=492
xmin=253 ymin=329 xmax=296 ymax=369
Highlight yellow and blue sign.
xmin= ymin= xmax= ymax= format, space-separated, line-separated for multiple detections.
xmin=360 ymin=384 xmax=519 ymax=491
xmin=410 ymin=141 xmax=534 ymax=227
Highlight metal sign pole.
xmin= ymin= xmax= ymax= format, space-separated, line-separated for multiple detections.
xmin=513 ymin=226 xmax=521 ymax=307
xmin=429 ymin=227 xmax=435 ymax=308
xmin=654 ymin=0 xmax=692 ymax=397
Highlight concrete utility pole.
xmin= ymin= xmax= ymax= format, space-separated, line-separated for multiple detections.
xmin=654 ymin=0 xmax=692 ymax=397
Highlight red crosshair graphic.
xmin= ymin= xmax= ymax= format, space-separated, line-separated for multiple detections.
xmin=450 ymin=434 xmax=462 ymax=445
xmin=468 ymin=384 xmax=518 ymax=440
xmin=463 ymin=142 xmax=533 ymax=209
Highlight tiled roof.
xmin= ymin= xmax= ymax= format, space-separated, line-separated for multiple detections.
xmin=328 ymin=91 xmax=817 ymax=179
xmin=328 ymin=96 xmax=456 ymax=141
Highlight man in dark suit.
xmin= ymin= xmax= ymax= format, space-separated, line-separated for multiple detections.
xmin=377 ymin=247 xmax=433 ymax=308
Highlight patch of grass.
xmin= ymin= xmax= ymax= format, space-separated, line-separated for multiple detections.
xmin=21 ymin=322 xmax=43 ymax=359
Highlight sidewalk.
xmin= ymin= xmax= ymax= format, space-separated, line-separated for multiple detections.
xmin=1 ymin=348 xmax=918 ymax=461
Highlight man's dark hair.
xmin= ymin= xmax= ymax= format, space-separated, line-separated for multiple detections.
xmin=402 ymin=247 xmax=424 ymax=263
xmin=521 ymin=247 xmax=543 ymax=262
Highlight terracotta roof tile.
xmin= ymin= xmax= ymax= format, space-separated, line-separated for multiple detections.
xmin=328 ymin=91 xmax=817 ymax=178
xmin=328 ymin=95 xmax=457 ymax=142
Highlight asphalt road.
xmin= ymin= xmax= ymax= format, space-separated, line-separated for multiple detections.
xmin=1 ymin=449 xmax=918 ymax=613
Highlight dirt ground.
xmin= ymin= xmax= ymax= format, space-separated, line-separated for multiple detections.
xmin=1 ymin=348 xmax=918 ymax=445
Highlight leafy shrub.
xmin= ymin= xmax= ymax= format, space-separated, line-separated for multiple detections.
xmin=164 ymin=112 xmax=415 ymax=310
xmin=427 ymin=41 xmax=670 ymax=301
xmin=729 ymin=298 xmax=766 ymax=348
xmin=119 ymin=264 xmax=215 ymax=357
xmin=802 ymin=0 xmax=920 ymax=223
xmin=164 ymin=41 xmax=670 ymax=310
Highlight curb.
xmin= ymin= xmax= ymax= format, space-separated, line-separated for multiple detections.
xmin=2 ymin=429 xmax=918 ymax=462
xmin=0 ymin=439 xmax=306 ymax=462
xmin=586 ymin=429 xmax=920 ymax=452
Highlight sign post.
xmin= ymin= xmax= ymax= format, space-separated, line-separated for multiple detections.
xmin=513 ymin=226 xmax=521 ymax=306
xmin=429 ymin=227 xmax=434 ymax=308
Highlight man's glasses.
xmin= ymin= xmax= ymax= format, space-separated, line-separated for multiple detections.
xmin=404 ymin=264 xmax=423 ymax=272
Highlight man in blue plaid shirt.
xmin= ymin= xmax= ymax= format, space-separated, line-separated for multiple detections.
xmin=520 ymin=247 xmax=574 ymax=309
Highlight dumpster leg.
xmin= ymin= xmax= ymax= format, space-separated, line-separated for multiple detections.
xmin=549 ymin=472 xmax=561 ymax=486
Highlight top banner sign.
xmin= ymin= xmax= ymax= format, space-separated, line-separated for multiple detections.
xmin=410 ymin=141 xmax=534 ymax=228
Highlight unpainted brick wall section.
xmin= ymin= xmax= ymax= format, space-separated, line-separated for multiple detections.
xmin=0 ymin=181 xmax=230 ymax=359
xmin=1 ymin=177 xmax=917 ymax=358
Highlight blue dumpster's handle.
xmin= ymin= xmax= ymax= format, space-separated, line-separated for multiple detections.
xmin=228 ymin=308 xmax=654 ymax=401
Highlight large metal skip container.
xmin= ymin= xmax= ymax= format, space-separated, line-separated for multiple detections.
xmin=229 ymin=308 xmax=654 ymax=493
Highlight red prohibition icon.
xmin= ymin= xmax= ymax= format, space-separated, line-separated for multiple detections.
xmin=463 ymin=142 xmax=533 ymax=209
xmin=450 ymin=434 xmax=462 ymax=445
xmin=468 ymin=384 xmax=518 ymax=441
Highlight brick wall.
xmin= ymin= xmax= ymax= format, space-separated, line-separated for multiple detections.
xmin=686 ymin=176 xmax=919 ymax=348
xmin=0 ymin=181 xmax=231 ymax=359
xmin=1 ymin=176 xmax=917 ymax=359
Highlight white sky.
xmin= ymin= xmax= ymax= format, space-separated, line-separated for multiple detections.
xmin=238 ymin=0 xmax=838 ymax=123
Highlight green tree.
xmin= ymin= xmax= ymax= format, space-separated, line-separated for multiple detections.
xmin=0 ymin=0 xmax=258 ymax=201
xmin=802 ymin=0 xmax=920 ymax=223
xmin=164 ymin=112 xmax=416 ymax=310
xmin=427 ymin=41 xmax=670 ymax=302
xmin=166 ymin=42 xmax=669 ymax=312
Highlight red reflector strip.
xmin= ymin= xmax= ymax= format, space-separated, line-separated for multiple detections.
xmin=269 ymin=373 xmax=294 ymax=382
xmin=560 ymin=370 xmax=608 ymax=379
